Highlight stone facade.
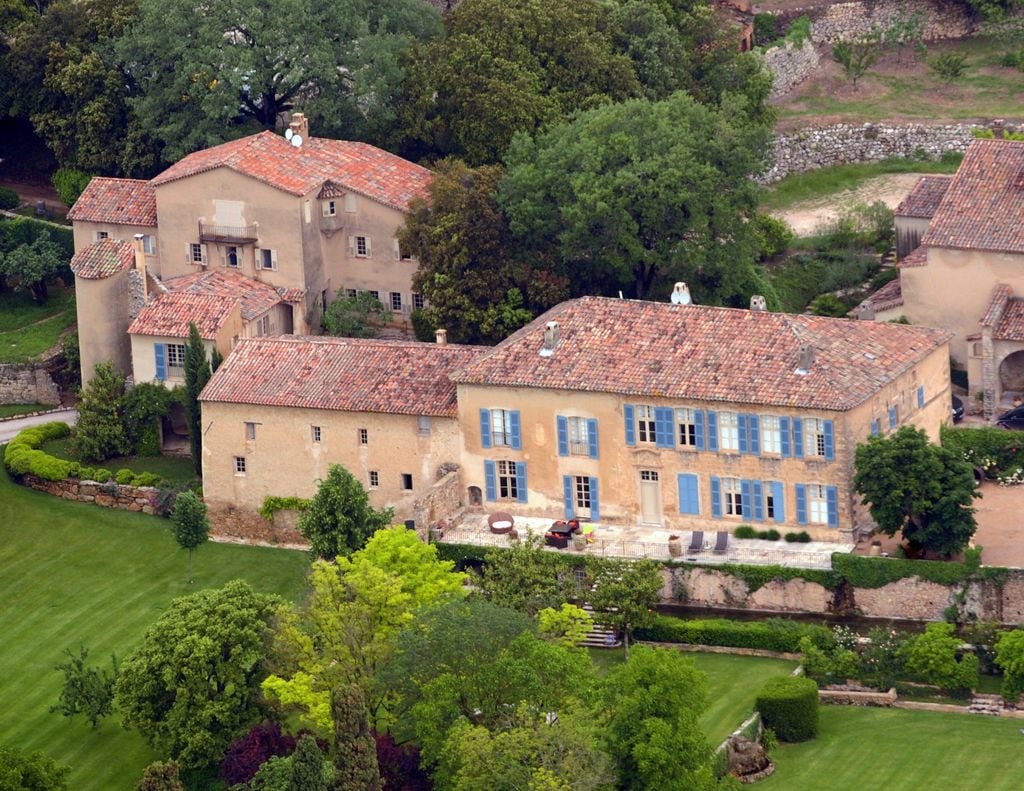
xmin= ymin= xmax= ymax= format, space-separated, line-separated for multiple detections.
xmin=0 ymin=363 xmax=60 ymax=405
xmin=206 ymin=502 xmax=306 ymax=546
xmin=764 ymin=39 xmax=820 ymax=98
xmin=21 ymin=475 xmax=158 ymax=514
xmin=411 ymin=469 xmax=463 ymax=539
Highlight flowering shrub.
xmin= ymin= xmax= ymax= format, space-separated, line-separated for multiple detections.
xmin=998 ymin=467 xmax=1024 ymax=486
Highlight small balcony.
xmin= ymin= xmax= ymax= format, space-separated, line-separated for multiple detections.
xmin=199 ymin=222 xmax=258 ymax=244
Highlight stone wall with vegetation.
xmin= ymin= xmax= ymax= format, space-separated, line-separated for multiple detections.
xmin=0 ymin=362 xmax=60 ymax=405
xmin=411 ymin=469 xmax=462 ymax=539
xmin=207 ymin=502 xmax=306 ymax=547
xmin=22 ymin=474 xmax=158 ymax=514
xmin=769 ymin=0 xmax=975 ymax=43
xmin=764 ymin=39 xmax=821 ymax=98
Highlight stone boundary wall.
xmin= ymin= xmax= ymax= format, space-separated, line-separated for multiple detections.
xmin=764 ymin=39 xmax=820 ymax=98
xmin=22 ymin=474 xmax=158 ymax=513
xmin=766 ymin=0 xmax=975 ymax=43
xmin=206 ymin=502 xmax=306 ymax=547
xmin=0 ymin=362 xmax=60 ymax=406
xmin=819 ymin=686 xmax=897 ymax=706
xmin=412 ymin=469 xmax=462 ymax=540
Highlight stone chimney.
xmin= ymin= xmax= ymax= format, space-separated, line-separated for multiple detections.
xmin=435 ymin=328 xmax=448 ymax=346
xmin=750 ymin=295 xmax=767 ymax=312
xmin=795 ymin=344 xmax=815 ymax=376
xmin=671 ymin=282 xmax=692 ymax=305
xmin=993 ymin=119 xmax=1005 ymax=140
xmin=288 ymin=112 xmax=309 ymax=142
xmin=540 ymin=320 xmax=560 ymax=357
xmin=133 ymin=233 xmax=148 ymax=301
xmin=857 ymin=301 xmax=876 ymax=321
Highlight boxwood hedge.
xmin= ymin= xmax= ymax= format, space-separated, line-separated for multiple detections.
xmin=756 ymin=676 xmax=819 ymax=742
xmin=636 ymin=614 xmax=830 ymax=653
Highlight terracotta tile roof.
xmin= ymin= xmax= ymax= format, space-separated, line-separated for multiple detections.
xmin=151 ymin=131 xmax=432 ymax=211
xmin=69 ymin=238 xmax=135 ymax=280
xmin=862 ymin=277 xmax=903 ymax=312
xmin=128 ymin=293 xmax=238 ymax=340
xmin=921 ymin=139 xmax=1024 ymax=254
xmin=895 ymin=175 xmax=952 ymax=219
xmin=995 ymin=297 xmax=1024 ymax=341
xmin=897 ymin=245 xmax=929 ymax=268
xmin=277 ymin=287 xmax=305 ymax=303
xmin=451 ymin=297 xmax=951 ymax=411
xmin=162 ymin=270 xmax=282 ymax=321
xmin=982 ymin=284 xmax=1013 ymax=328
xmin=200 ymin=336 xmax=486 ymax=417
xmin=67 ymin=178 xmax=156 ymax=226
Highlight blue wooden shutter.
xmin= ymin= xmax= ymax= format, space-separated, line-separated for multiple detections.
xmin=509 ymin=411 xmax=522 ymax=450
xmin=479 ymin=409 xmax=492 ymax=449
xmin=795 ymin=484 xmax=808 ymax=525
xmin=556 ymin=416 xmax=569 ymax=456
xmin=826 ymin=485 xmax=839 ymax=528
xmin=752 ymin=480 xmax=764 ymax=521
xmin=694 ymin=410 xmax=705 ymax=451
xmin=889 ymin=406 xmax=897 ymax=429
xmin=655 ymin=407 xmax=675 ymax=448
xmin=772 ymin=481 xmax=785 ymax=523
xmin=780 ymin=417 xmax=791 ymax=457
xmin=871 ymin=419 xmax=879 ymax=437
xmin=707 ymin=411 xmax=719 ymax=452
xmin=677 ymin=473 xmax=699 ymax=515
xmin=590 ymin=477 xmax=600 ymax=521
xmin=484 ymin=460 xmax=497 ymax=501
xmin=748 ymin=415 xmax=761 ymax=455
xmin=917 ymin=385 xmax=925 ymax=409
xmin=515 ymin=461 xmax=527 ymax=503
xmin=792 ymin=417 xmax=804 ymax=459
xmin=737 ymin=414 xmax=749 ymax=453
xmin=624 ymin=404 xmax=636 ymax=446
xmin=823 ymin=420 xmax=835 ymax=461
xmin=710 ymin=476 xmax=722 ymax=518
xmin=587 ymin=418 xmax=599 ymax=459
xmin=154 ymin=343 xmax=167 ymax=381
xmin=563 ymin=476 xmax=574 ymax=519
xmin=740 ymin=479 xmax=753 ymax=520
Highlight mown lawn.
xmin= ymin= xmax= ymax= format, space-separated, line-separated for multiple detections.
xmin=39 ymin=435 xmax=198 ymax=485
xmin=0 ymin=403 xmax=50 ymax=418
xmin=0 ymin=445 xmax=310 ymax=790
xmin=761 ymin=705 xmax=1024 ymax=790
xmin=0 ymin=287 xmax=76 ymax=363
xmin=589 ymin=648 xmax=797 ymax=744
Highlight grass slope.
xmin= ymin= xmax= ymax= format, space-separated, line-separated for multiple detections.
xmin=0 ymin=446 xmax=309 ymax=789
xmin=761 ymin=706 xmax=1024 ymax=790
xmin=39 ymin=436 xmax=197 ymax=485
xmin=0 ymin=288 xmax=76 ymax=363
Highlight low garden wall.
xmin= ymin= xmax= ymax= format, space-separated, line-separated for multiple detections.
xmin=0 ymin=362 xmax=60 ymax=405
xmin=818 ymin=686 xmax=898 ymax=706
xmin=764 ymin=39 xmax=820 ymax=98
xmin=205 ymin=502 xmax=306 ymax=547
xmin=412 ymin=469 xmax=462 ymax=540
xmin=22 ymin=474 xmax=158 ymax=514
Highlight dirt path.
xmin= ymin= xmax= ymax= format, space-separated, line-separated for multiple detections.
xmin=770 ymin=173 xmax=927 ymax=236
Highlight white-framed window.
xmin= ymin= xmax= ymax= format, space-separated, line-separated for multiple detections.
xmin=226 ymin=245 xmax=239 ymax=268
xmin=369 ymin=470 xmax=379 ymax=488
xmin=244 ymin=422 xmax=256 ymax=441
xmin=491 ymin=409 xmax=515 ymax=447
xmin=636 ymin=405 xmax=656 ymax=444
xmin=234 ymin=456 xmax=246 ymax=474
xmin=346 ymin=288 xmax=358 ymax=300
xmin=640 ymin=469 xmax=659 ymax=482
xmin=141 ymin=235 xmax=156 ymax=254
xmin=311 ymin=425 xmax=321 ymax=443
xmin=808 ymin=484 xmax=828 ymax=524
xmin=676 ymin=408 xmax=698 ymax=447
xmin=355 ymin=236 xmax=369 ymax=257
xmin=719 ymin=411 xmax=739 ymax=451
xmin=761 ymin=415 xmax=781 ymax=455
xmin=574 ymin=475 xmax=592 ymax=517
xmin=805 ymin=418 xmax=827 ymax=458
xmin=324 ymin=200 xmax=337 ymax=216
xmin=259 ymin=249 xmax=276 ymax=270
xmin=401 ymin=473 xmax=413 ymax=491
xmin=418 ymin=416 xmax=431 ymax=435
xmin=256 ymin=315 xmax=270 ymax=337
xmin=95 ymin=231 xmax=109 ymax=241
xmin=765 ymin=483 xmax=777 ymax=520
xmin=359 ymin=428 xmax=368 ymax=445
xmin=567 ymin=417 xmax=590 ymax=456
xmin=190 ymin=243 xmax=204 ymax=263
xmin=412 ymin=293 xmax=424 ymax=311
xmin=166 ymin=343 xmax=186 ymax=370
xmin=722 ymin=477 xmax=742 ymax=516
xmin=390 ymin=292 xmax=402 ymax=312
xmin=496 ymin=460 xmax=519 ymax=500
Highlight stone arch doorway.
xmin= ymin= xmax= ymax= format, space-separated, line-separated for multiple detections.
xmin=999 ymin=350 xmax=1024 ymax=396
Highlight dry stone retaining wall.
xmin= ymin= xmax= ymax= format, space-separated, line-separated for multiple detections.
xmin=0 ymin=363 xmax=60 ymax=405
xmin=22 ymin=474 xmax=158 ymax=514
xmin=764 ymin=39 xmax=820 ymax=98
xmin=766 ymin=0 xmax=975 ymax=43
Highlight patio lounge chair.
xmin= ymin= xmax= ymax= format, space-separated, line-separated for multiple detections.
xmin=688 ymin=531 xmax=704 ymax=552
xmin=713 ymin=531 xmax=729 ymax=553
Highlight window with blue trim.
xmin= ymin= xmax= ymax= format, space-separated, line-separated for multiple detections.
xmin=676 ymin=408 xmax=700 ymax=448
xmin=491 ymin=410 xmax=515 ymax=447
xmin=760 ymin=415 xmax=782 ymax=454
xmin=636 ymin=405 xmax=657 ymax=444
xmin=719 ymin=412 xmax=739 ymax=451
xmin=492 ymin=460 xmax=524 ymax=501
xmin=889 ymin=405 xmax=898 ymax=430
xmin=721 ymin=476 xmax=743 ymax=516
xmin=567 ymin=417 xmax=592 ymax=456
xmin=807 ymin=484 xmax=829 ymax=524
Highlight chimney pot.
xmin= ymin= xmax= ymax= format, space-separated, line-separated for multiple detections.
xmin=288 ymin=112 xmax=310 ymax=142
xmin=671 ymin=282 xmax=692 ymax=305
xmin=857 ymin=301 xmax=876 ymax=321
xmin=435 ymin=328 xmax=448 ymax=346
xmin=540 ymin=320 xmax=560 ymax=357
xmin=796 ymin=344 xmax=815 ymax=375
xmin=993 ymin=119 xmax=1005 ymax=140
xmin=132 ymin=233 xmax=148 ymax=300
xmin=750 ymin=295 xmax=767 ymax=312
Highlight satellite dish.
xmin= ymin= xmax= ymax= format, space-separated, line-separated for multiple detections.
xmin=291 ymin=134 xmax=303 ymax=148
xmin=285 ymin=128 xmax=294 ymax=141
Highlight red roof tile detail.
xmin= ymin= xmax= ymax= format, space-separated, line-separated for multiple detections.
xmin=981 ymin=284 xmax=1013 ymax=328
xmin=70 ymin=238 xmax=135 ymax=280
xmin=921 ymin=139 xmax=1024 ymax=254
xmin=995 ymin=297 xmax=1024 ymax=341
xmin=863 ymin=277 xmax=903 ymax=312
xmin=452 ymin=297 xmax=950 ymax=411
xmin=67 ymin=178 xmax=156 ymax=226
xmin=200 ymin=336 xmax=485 ymax=417
xmin=129 ymin=293 xmax=237 ymax=340
xmin=162 ymin=270 xmax=282 ymax=321
xmin=895 ymin=175 xmax=952 ymax=219
xmin=151 ymin=131 xmax=432 ymax=211
xmin=897 ymin=245 xmax=929 ymax=268
xmin=277 ymin=288 xmax=305 ymax=304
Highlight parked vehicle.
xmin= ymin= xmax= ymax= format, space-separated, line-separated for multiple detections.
xmin=996 ymin=405 xmax=1024 ymax=430
xmin=952 ymin=395 xmax=964 ymax=423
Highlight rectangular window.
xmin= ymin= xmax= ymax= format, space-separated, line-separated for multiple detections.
xmin=346 ymin=288 xmax=358 ymax=300
xmin=808 ymin=484 xmax=828 ymax=524
xmin=719 ymin=412 xmax=739 ymax=451
xmin=567 ymin=417 xmax=590 ymax=456
xmin=96 ymin=231 xmax=109 ymax=240
xmin=142 ymin=235 xmax=156 ymax=254
xmin=226 ymin=245 xmax=239 ymax=268
xmin=722 ymin=477 xmax=743 ymax=516
xmin=640 ymin=470 xmax=659 ymax=481
xmin=574 ymin=475 xmax=592 ymax=517
xmin=234 ymin=456 xmax=246 ymax=474
xmin=166 ymin=343 xmax=186 ymax=370
xmin=311 ymin=425 xmax=321 ymax=443
xmin=676 ymin=408 xmax=698 ymax=447
xmin=369 ymin=290 xmax=380 ymax=301
xmin=256 ymin=315 xmax=270 ymax=337
xmin=496 ymin=460 xmax=519 ymax=500
xmin=765 ymin=486 xmax=776 ymax=520
xmin=636 ymin=405 xmax=656 ymax=444
xmin=244 ymin=422 xmax=256 ymax=441
xmin=260 ymin=249 xmax=276 ymax=270
xmin=369 ymin=470 xmax=379 ymax=488
xmin=805 ymin=418 xmax=827 ymax=457
xmin=326 ymin=200 xmax=337 ymax=216
xmin=889 ymin=405 xmax=898 ymax=430
xmin=190 ymin=243 xmax=204 ymax=263
xmin=761 ymin=415 xmax=781 ymax=454
xmin=412 ymin=293 xmax=425 ymax=310
xmin=401 ymin=473 xmax=413 ymax=491
xmin=390 ymin=292 xmax=403 ymax=311
xmin=355 ymin=236 xmax=369 ymax=257
xmin=418 ymin=415 xmax=431 ymax=435
xmin=359 ymin=428 xmax=368 ymax=445
xmin=491 ymin=409 xmax=515 ymax=447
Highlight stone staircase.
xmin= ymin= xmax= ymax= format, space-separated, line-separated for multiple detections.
xmin=579 ymin=604 xmax=621 ymax=649
xmin=968 ymin=694 xmax=1005 ymax=716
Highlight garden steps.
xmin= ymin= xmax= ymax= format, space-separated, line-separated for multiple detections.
xmin=579 ymin=603 xmax=621 ymax=648
xmin=968 ymin=694 xmax=1005 ymax=716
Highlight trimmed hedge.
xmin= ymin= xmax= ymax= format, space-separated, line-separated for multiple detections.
xmin=785 ymin=531 xmax=812 ymax=543
xmin=636 ymin=614 xmax=830 ymax=653
xmin=734 ymin=525 xmax=781 ymax=541
xmin=756 ymin=676 xmax=819 ymax=742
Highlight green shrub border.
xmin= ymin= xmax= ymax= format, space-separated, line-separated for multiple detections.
xmin=699 ymin=562 xmax=841 ymax=593
xmin=756 ymin=676 xmax=819 ymax=742
xmin=258 ymin=495 xmax=311 ymax=522
xmin=636 ymin=614 xmax=830 ymax=653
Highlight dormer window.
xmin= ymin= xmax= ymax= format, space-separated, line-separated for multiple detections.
xmin=322 ymin=200 xmax=337 ymax=217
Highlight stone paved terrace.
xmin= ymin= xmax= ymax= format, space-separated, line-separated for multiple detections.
xmin=438 ymin=515 xmax=852 ymax=570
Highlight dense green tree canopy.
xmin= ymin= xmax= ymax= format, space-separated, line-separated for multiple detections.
xmin=0 ymin=744 xmax=69 ymax=791
xmin=854 ymin=425 xmax=979 ymax=557
xmin=587 ymin=558 xmax=662 ymax=657
xmin=477 ymin=534 xmax=579 ymax=615
xmin=69 ymin=361 xmax=130 ymax=462
xmin=297 ymin=463 xmax=394 ymax=560
xmin=322 ymin=289 xmax=392 ymax=338
xmin=0 ymin=229 xmax=67 ymax=304
xmin=501 ymin=91 xmax=774 ymax=303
